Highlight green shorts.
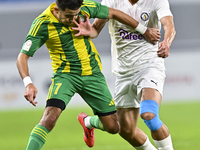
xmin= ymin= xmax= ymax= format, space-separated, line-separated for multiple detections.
xmin=46 ymin=72 xmax=116 ymax=116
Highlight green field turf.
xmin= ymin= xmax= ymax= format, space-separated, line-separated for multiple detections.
xmin=0 ymin=101 xmax=199 ymax=150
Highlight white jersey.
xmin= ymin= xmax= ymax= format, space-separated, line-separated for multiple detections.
xmin=101 ymin=0 xmax=173 ymax=76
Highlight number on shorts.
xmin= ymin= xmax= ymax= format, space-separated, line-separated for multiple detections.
xmin=54 ymin=83 xmax=62 ymax=94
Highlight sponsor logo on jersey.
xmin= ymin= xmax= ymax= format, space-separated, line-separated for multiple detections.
xmin=118 ymin=28 xmax=143 ymax=40
xmin=23 ymin=40 xmax=32 ymax=51
xmin=140 ymin=12 xmax=149 ymax=21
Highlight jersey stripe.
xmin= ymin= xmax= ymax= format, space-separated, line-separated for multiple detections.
xmin=89 ymin=39 xmax=102 ymax=71
xmin=46 ymin=23 xmax=70 ymax=73
xmin=30 ymin=19 xmax=45 ymax=36
xmin=47 ymin=78 xmax=54 ymax=100
xmin=69 ymin=28 xmax=92 ymax=75
xmin=61 ymin=54 xmax=70 ymax=73
xmin=81 ymin=10 xmax=90 ymax=18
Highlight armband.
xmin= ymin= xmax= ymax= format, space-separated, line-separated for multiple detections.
xmin=135 ymin=23 xmax=147 ymax=35
xmin=23 ymin=76 xmax=33 ymax=87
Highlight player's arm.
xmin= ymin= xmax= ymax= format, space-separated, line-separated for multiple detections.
xmin=105 ymin=8 xmax=162 ymax=44
xmin=16 ymin=52 xmax=38 ymax=106
xmin=73 ymin=8 xmax=161 ymax=44
xmin=157 ymin=16 xmax=176 ymax=58
xmin=95 ymin=8 xmax=161 ymax=44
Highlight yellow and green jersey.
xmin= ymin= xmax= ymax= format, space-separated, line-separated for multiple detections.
xmin=21 ymin=0 xmax=109 ymax=76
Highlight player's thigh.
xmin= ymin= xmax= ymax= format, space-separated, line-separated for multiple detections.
xmin=80 ymin=72 xmax=116 ymax=116
xmin=138 ymin=68 xmax=165 ymax=104
xmin=141 ymin=88 xmax=162 ymax=105
xmin=117 ymin=107 xmax=140 ymax=129
xmin=47 ymin=75 xmax=79 ymax=109
xmin=114 ymin=76 xmax=140 ymax=108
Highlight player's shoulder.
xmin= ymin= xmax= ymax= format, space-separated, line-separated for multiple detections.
xmin=82 ymin=0 xmax=98 ymax=6
xmin=32 ymin=15 xmax=51 ymax=26
xmin=81 ymin=0 xmax=110 ymax=18
xmin=81 ymin=0 xmax=101 ymax=12
xmin=36 ymin=15 xmax=50 ymax=21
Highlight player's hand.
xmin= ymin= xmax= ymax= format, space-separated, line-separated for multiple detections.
xmin=157 ymin=41 xmax=170 ymax=58
xmin=72 ymin=15 xmax=92 ymax=37
xmin=143 ymin=28 xmax=161 ymax=45
xmin=24 ymin=83 xmax=38 ymax=106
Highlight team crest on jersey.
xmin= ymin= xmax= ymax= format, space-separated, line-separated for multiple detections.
xmin=140 ymin=12 xmax=149 ymax=21
xmin=23 ymin=40 xmax=32 ymax=51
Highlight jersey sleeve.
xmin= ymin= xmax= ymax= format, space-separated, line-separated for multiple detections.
xmin=81 ymin=0 xmax=109 ymax=19
xmin=154 ymin=0 xmax=173 ymax=20
xmin=21 ymin=17 xmax=49 ymax=57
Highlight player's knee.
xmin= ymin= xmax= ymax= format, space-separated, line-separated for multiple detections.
xmin=140 ymin=112 xmax=155 ymax=120
xmin=140 ymin=100 xmax=163 ymax=131
xmin=107 ymin=126 xmax=119 ymax=134
xmin=105 ymin=123 xmax=119 ymax=134
xmin=142 ymin=114 xmax=163 ymax=131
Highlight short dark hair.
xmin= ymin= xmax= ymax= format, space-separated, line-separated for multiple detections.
xmin=56 ymin=0 xmax=83 ymax=11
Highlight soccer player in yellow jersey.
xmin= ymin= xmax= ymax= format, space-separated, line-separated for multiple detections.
xmin=16 ymin=0 xmax=160 ymax=149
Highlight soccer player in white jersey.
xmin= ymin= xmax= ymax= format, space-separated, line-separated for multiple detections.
xmin=73 ymin=0 xmax=176 ymax=149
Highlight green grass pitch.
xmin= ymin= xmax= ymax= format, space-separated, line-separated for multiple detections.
xmin=0 ymin=101 xmax=199 ymax=150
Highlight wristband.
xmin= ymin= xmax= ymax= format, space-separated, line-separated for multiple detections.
xmin=23 ymin=76 xmax=33 ymax=87
xmin=135 ymin=23 xmax=147 ymax=34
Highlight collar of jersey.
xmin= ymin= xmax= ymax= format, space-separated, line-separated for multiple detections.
xmin=47 ymin=3 xmax=59 ymax=23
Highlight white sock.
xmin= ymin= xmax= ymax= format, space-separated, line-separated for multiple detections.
xmin=84 ymin=116 xmax=93 ymax=129
xmin=154 ymin=135 xmax=174 ymax=150
xmin=135 ymin=137 xmax=157 ymax=150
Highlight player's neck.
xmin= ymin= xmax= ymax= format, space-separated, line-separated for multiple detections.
xmin=128 ymin=0 xmax=139 ymax=5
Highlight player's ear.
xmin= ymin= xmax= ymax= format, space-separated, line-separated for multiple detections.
xmin=54 ymin=6 xmax=59 ymax=14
